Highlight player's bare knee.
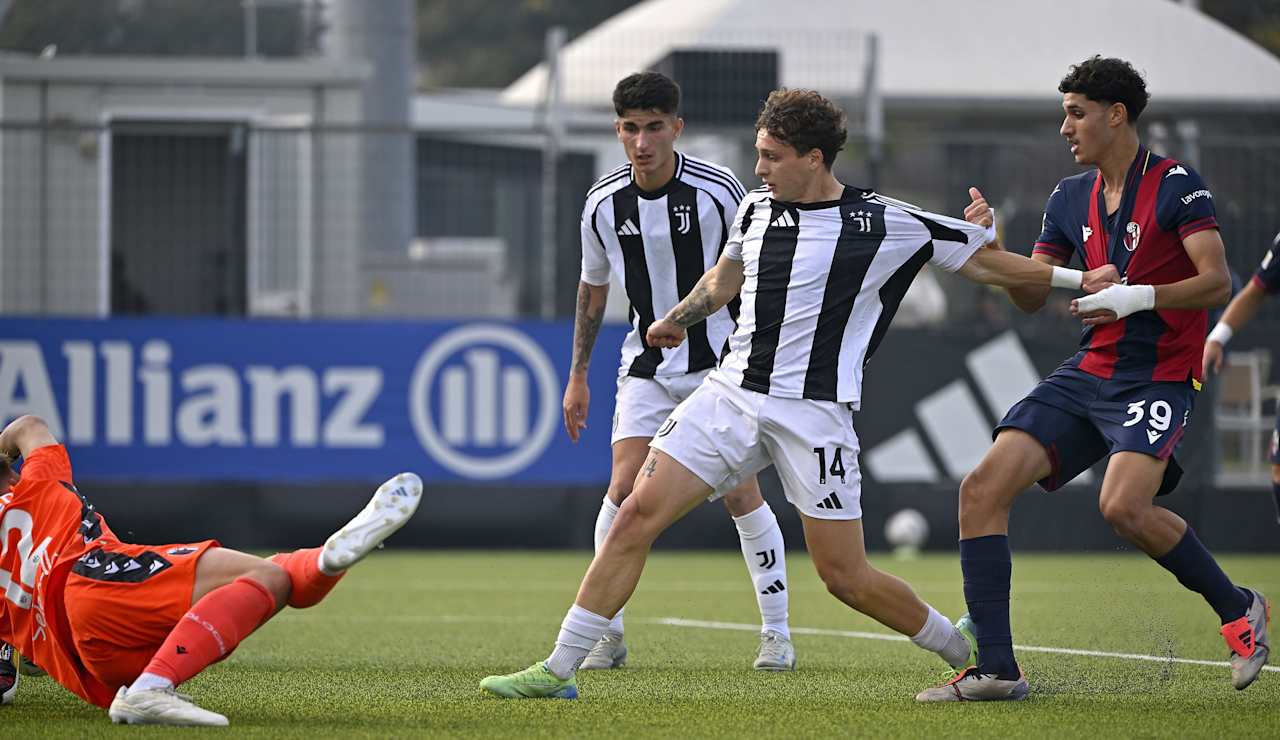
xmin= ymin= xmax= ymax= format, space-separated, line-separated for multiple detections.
xmin=1271 ymin=464 xmax=1280 ymax=486
xmin=1099 ymin=499 xmax=1146 ymax=541
xmin=609 ymin=500 xmax=661 ymax=552
xmin=816 ymin=562 xmax=871 ymax=608
xmin=248 ymin=560 xmax=291 ymax=609
xmin=722 ymin=487 xmax=763 ymax=518
xmin=959 ymin=469 xmax=1003 ymax=516
xmin=606 ymin=479 xmax=634 ymax=505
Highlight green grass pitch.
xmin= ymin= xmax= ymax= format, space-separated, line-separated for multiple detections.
xmin=8 ymin=550 xmax=1280 ymax=738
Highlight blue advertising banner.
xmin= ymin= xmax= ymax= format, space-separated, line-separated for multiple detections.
xmin=0 ymin=318 xmax=628 ymax=483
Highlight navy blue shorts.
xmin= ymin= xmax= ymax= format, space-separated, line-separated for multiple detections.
xmin=996 ymin=363 xmax=1195 ymax=495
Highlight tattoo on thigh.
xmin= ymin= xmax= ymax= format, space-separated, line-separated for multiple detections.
xmin=642 ymin=455 xmax=658 ymax=478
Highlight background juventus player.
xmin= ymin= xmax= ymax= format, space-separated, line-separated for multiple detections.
xmin=562 ymin=72 xmax=795 ymax=673
xmin=481 ymin=88 xmax=1116 ymax=700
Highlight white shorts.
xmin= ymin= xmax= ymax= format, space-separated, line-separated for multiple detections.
xmin=649 ymin=371 xmax=863 ymax=520
xmin=611 ymin=371 xmax=708 ymax=445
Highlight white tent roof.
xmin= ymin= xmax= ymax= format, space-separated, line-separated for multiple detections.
xmin=503 ymin=0 xmax=1280 ymax=110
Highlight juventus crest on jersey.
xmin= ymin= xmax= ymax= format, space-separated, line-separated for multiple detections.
xmin=580 ymin=152 xmax=747 ymax=379
xmin=717 ymin=186 xmax=990 ymax=406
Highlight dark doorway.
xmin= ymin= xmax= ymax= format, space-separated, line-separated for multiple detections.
xmin=111 ymin=120 xmax=247 ymax=315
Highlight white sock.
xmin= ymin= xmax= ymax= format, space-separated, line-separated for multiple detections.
xmin=733 ymin=503 xmax=790 ymax=640
xmin=127 ymin=672 xmax=174 ymax=696
xmin=593 ymin=496 xmax=625 ymax=634
xmin=910 ymin=605 xmax=970 ymax=668
xmin=545 ymin=604 xmax=611 ymax=679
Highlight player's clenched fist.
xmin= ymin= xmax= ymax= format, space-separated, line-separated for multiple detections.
xmin=646 ymin=318 xmax=686 ymax=349
xmin=1082 ymin=264 xmax=1122 ymax=294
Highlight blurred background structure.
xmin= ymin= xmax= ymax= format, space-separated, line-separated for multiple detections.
xmin=0 ymin=0 xmax=1277 ymax=551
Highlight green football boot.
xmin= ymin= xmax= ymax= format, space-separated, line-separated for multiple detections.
xmin=480 ymin=662 xmax=578 ymax=700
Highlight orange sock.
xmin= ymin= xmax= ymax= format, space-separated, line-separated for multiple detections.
xmin=270 ymin=547 xmax=345 ymax=609
xmin=142 ymin=577 xmax=275 ymax=686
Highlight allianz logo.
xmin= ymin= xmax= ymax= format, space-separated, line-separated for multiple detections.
xmin=0 ymin=325 xmax=559 ymax=480
xmin=0 ymin=339 xmax=384 ymax=448
xmin=408 ymin=325 xmax=558 ymax=479
xmin=863 ymin=331 xmax=1092 ymax=486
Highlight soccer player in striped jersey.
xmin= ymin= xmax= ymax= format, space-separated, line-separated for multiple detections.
xmin=481 ymin=88 xmax=1113 ymax=700
xmin=918 ymin=57 xmax=1269 ymax=703
xmin=1204 ymin=230 xmax=1280 ymax=523
xmin=564 ymin=72 xmax=795 ymax=672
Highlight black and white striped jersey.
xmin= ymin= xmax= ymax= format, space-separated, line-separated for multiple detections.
xmin=581 ymin=152 xmax=747 ymax=378
xmin=717 ymin=185 xmax=990 ymax=406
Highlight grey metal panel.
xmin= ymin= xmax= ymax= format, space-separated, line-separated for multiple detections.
xmin=0 ymin=55 xmax=369 ymax=87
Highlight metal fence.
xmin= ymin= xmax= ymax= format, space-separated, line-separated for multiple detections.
xmin=4 ymin=118 xmax=1278 ymax=321
xmin=0 ymin=120 xmax=597 ymax=319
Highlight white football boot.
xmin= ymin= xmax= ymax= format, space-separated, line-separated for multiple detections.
xmin=753 ymin=630 xmax=797 ymax=671
xmin=321 ymin=473 xmax=423 ymax=573
xmin=916 ymin=667 xmax=1029 ymax=702
xmin=579 ymin=631 xmax=628 ymax=670
xmin=108 ymin=687 xmax=229 ymax=727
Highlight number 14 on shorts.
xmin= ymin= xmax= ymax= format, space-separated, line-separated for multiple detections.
xmin=812 ymin=447 xmax=848 ymax=484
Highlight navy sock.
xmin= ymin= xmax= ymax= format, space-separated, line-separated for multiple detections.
xmin=1154 ymin=527 xmax=1250 ymax=624
xmin=1272 ymin=481 xmax=1280 ymax=525
xmin=960 ymin=535 xmax=1019 ymax=679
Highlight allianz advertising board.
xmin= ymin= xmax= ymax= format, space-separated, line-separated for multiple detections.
xmin=0 ymin=319 xmax=626 ymax=483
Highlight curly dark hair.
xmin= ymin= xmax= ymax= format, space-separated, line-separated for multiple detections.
xmin=0 ymin=453 xmax=11 ymax=479
xmin=613 ymin=72 xmax=681 ymax=116
xmin=755 ymin=89 xmax=847 ymax=169
xmin=1059 ymin=56 xmax=1150 ymax=123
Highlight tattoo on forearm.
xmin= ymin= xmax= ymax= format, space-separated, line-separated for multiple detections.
xmin=571 ymin=283 xmax=604 ymax=373
xmin=668 ymin=282 xmax=716 ymax=328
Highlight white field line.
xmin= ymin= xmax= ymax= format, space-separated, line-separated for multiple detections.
xmin=276 ymin=611 xmax=1278 ymax=674
xmin=652 ymin=617 xmax=1280 ymax=673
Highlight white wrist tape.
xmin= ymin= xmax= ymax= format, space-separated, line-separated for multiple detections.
xmin=1050 ymin=266 xmax=1083 ymax=290
xmin=1074 ymin=283 xmax=1156 ymax=319
xmin=1207 ymin=322 xmax=1234 ymax=347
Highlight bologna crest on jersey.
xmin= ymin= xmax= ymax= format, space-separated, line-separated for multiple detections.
xmin=1124 ymin=221 xmax=1141 ymax=252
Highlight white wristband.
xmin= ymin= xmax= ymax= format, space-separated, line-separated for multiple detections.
xmin=1207 ymin=322 xmax=1233 ymax=347
xmin=1050 ymin=266 xmax=1083 ymax=290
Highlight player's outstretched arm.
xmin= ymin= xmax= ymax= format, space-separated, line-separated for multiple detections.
xmin=959 ymin=187 xmax=1116 ymax=310
xmin=1204 ymin=278 xmax=1268 ymax=375
xmin=0 ymin=415 xmax=58 ymax=459
xmin=989 ymin=246 xmax=1058 ymax=313
xmin=648 ymin=254 xmax=745 ymax=349
xmin=957 ymin=246 xmax=1119 ymax=294
xmin=1072 ymin=229 xmax=1231 ymax=326
xmin=564 ymin=280 xmax=610 ymax=442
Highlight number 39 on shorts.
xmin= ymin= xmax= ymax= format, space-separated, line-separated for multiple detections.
xmin=1122 ymin=399 xmax=1173 ymax=432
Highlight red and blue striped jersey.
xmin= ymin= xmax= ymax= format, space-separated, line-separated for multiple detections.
xmin=1033 ymin=147 xmax=1219 ymax=384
